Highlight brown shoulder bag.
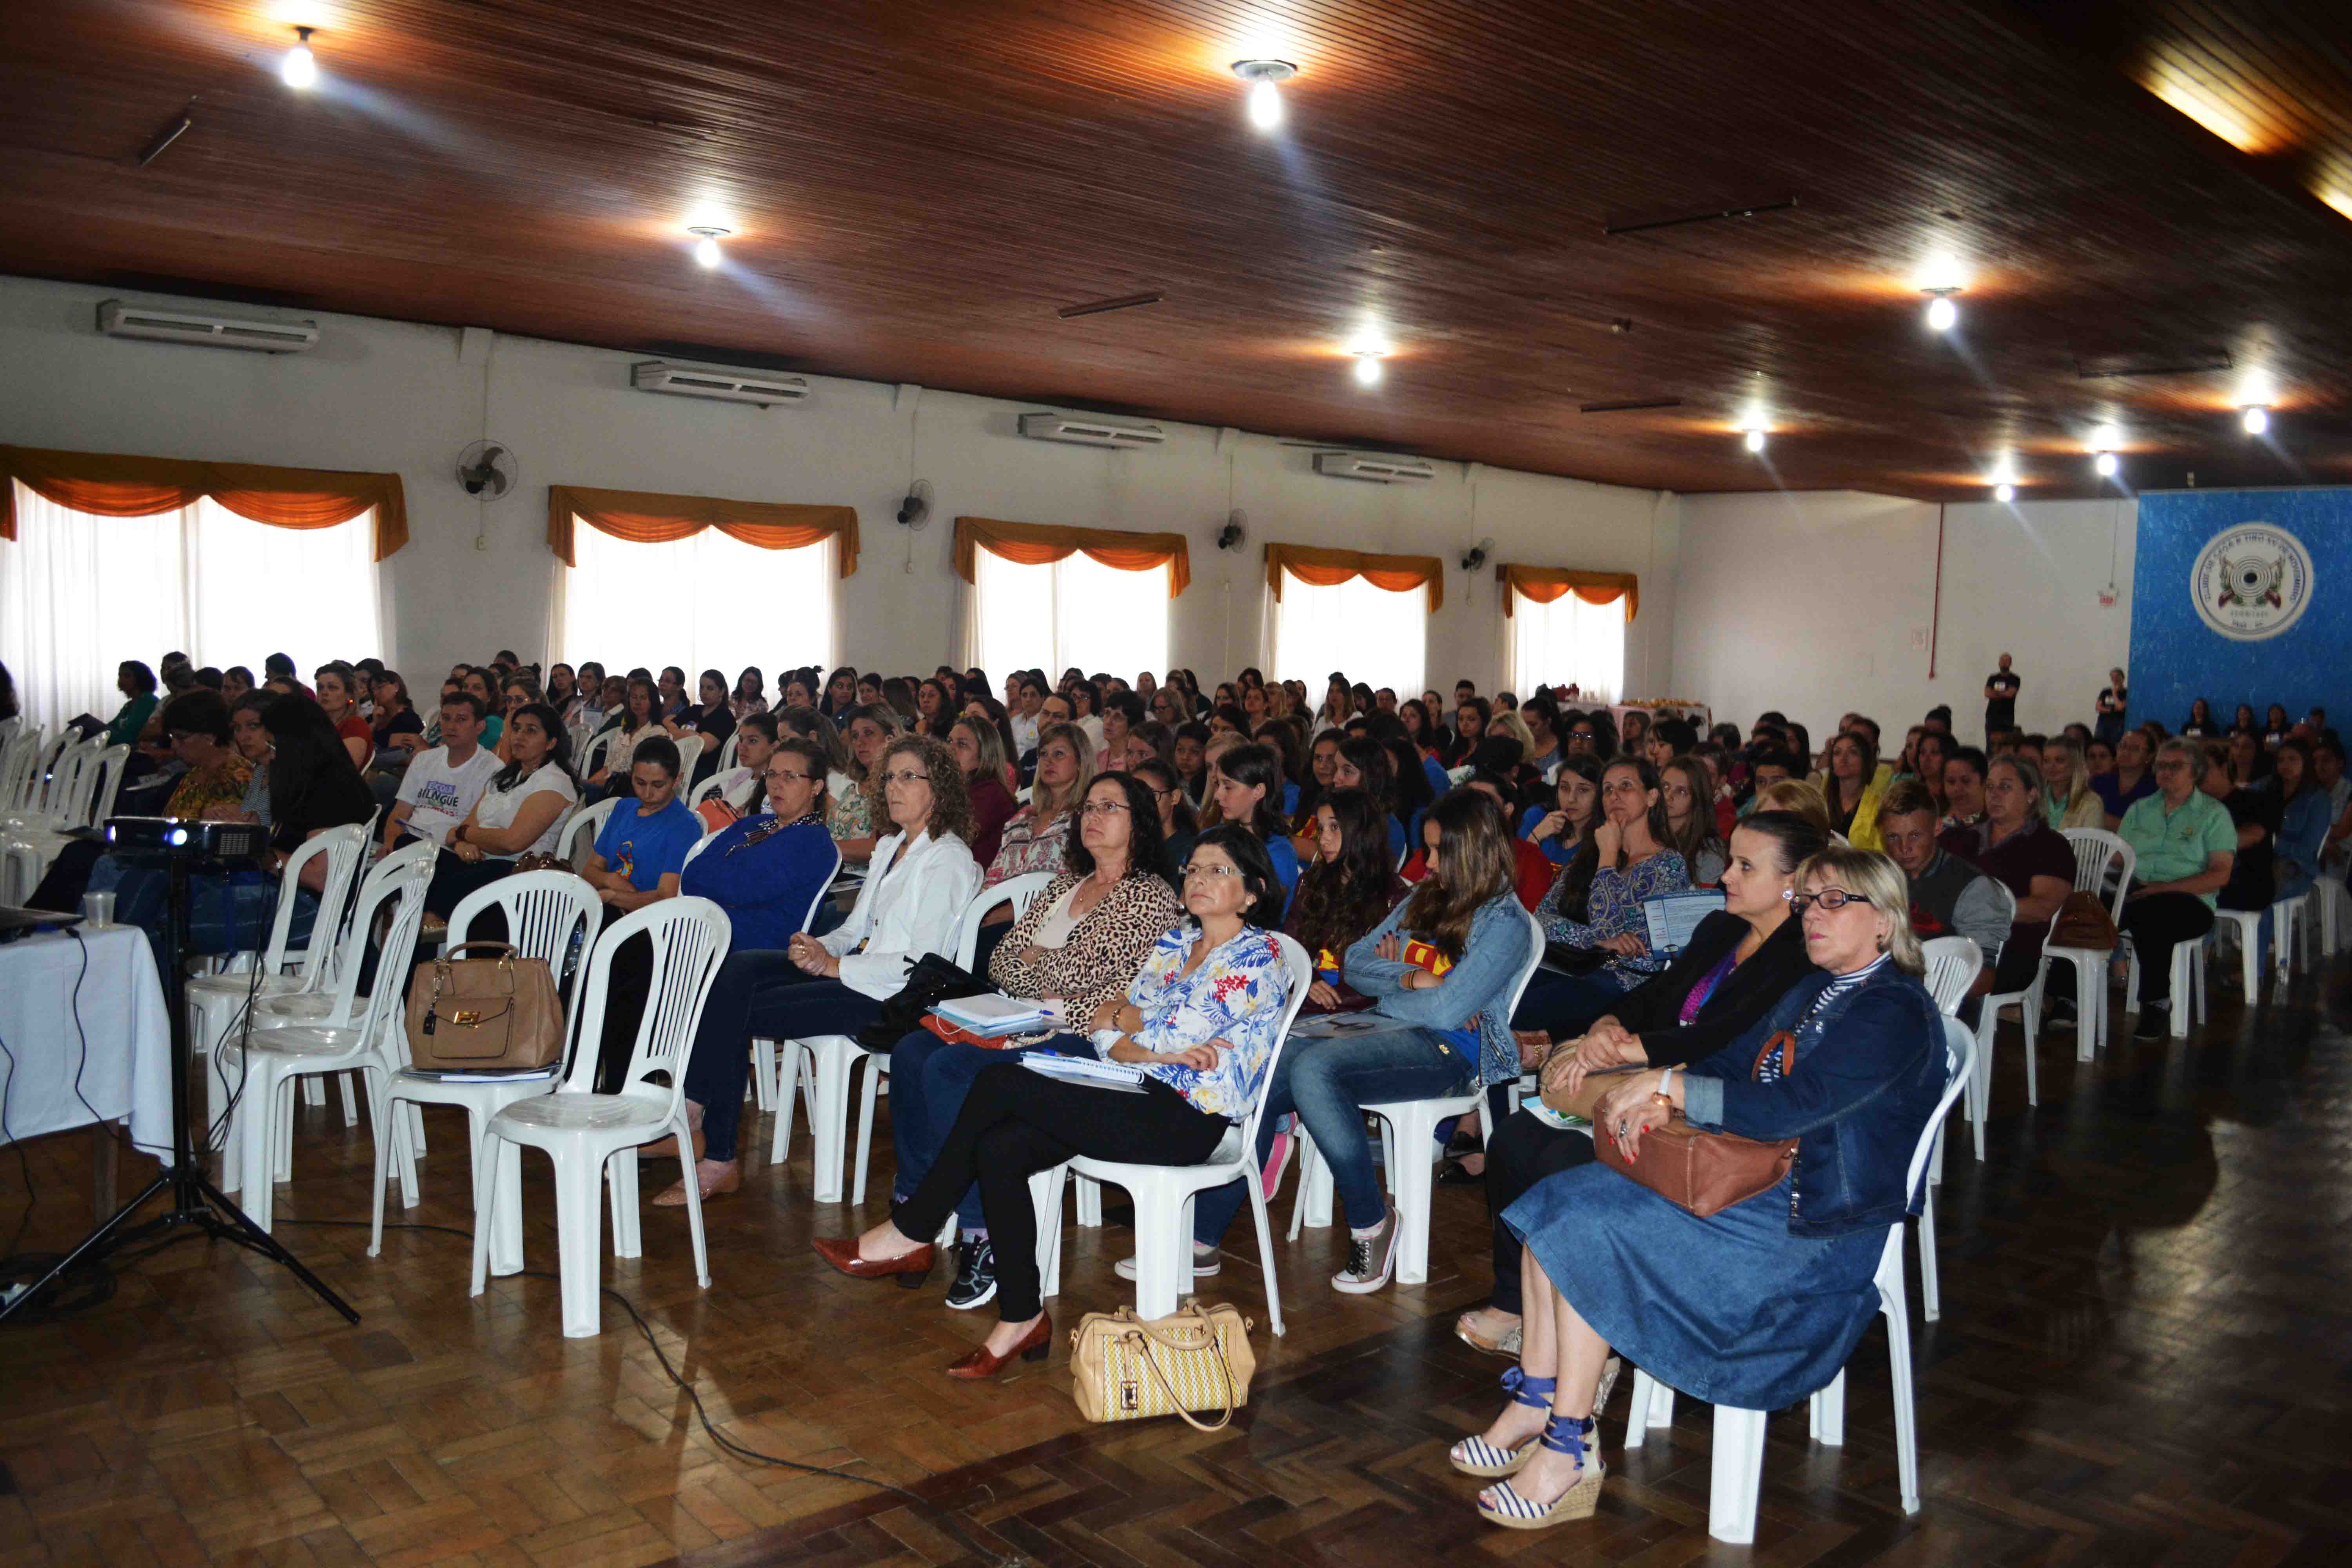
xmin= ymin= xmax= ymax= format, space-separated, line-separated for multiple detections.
xmin=404 ymin=942 xmax=564 ymax=1073
xmin=2049 ymin=889 xmax=2119 ymax=951
xmin=1593 ymin=1029 xmax=1800 ymax=1217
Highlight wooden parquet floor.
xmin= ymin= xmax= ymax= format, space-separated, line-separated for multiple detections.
xmin=5 ymin=956 xmax=2352 ymax=1566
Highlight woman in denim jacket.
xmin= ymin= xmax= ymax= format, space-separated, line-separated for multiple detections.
xmin=1449 ymin=844 xmax=1946 ymax=1530
xmin=1187 ymin=789 xmax=1537 ymax=1296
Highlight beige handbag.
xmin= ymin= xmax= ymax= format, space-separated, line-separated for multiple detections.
xmin=404 ymin=941 xmax=564 ymax=1073
xmin=1070 ymin=1302 xmax=1256 ymax=1430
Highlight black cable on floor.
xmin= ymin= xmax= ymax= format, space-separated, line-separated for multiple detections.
xmin=285 ymin=1218 xmax=1025 ymax=1568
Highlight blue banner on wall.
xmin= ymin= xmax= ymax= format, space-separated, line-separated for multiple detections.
xmin=2131 ymin=490 xmax=2345 ymax=732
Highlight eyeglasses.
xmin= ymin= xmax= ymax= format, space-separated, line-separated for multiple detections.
xmin=764 ymin=769 xmax=817 ymax=784
xmin=1079 ymin=800 xmax=1129 ymax=818
xmin=1784 ymin=888 xmax=1873 ymax=913
xmin=880 ymin=769 xmax=931 ymax=786
xmin=1180 ymin=862 xmax=1242 ymax=881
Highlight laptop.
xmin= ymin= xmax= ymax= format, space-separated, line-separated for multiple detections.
xmin=0 ymin=907 xmax=83 ymax=944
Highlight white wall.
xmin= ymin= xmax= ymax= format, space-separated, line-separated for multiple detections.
xmin=0 ymin=275 xmax=1677 ymax=697
xmin=1672 ymin=490 xmax=2137 ymax=748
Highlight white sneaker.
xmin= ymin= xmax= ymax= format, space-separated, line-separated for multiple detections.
xmin=1331 ymin=1205 xmax=1397 ymax=1294
xmin=1115 ymin=1243 xmax=1220 ymax=1280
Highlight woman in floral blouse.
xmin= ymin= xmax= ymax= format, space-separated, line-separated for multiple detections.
xmin=984 ymin=722 xmax=1093 ymax=886
xmin=1512 ymin=756 xmax=1690 ymax=1046
xmin=816 ymin=824 xmax=1294 ymax=1379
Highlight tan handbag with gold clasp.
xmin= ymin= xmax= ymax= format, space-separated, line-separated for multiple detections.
xmin=1070 ymin=1302 xmax=1256 ymax=1430
xmin=403 ymin=941 xmax=564 ymax=1073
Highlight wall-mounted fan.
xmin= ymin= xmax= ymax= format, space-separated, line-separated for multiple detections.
xmin=897 ymin=478 xmax=933 ymax=529
xmin=1216 ymin=508 xmax=1247 ymax=551
xmin=456 ymin=440 xmax=517 ymax=498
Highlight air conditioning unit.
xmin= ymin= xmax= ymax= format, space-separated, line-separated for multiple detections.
xmin=1314 ymin=451 xmax=1437 ymax=484
xmin=1018 ymin=412 xmax=1166 ymax=449
xmin=631 ymin=360 xmax=809 ymax=408
xmin=96 ymin=299 xmax=318 ymax=353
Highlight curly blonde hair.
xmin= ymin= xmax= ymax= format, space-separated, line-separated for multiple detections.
xmin=880 ymin=733 xmax=976 ymax=846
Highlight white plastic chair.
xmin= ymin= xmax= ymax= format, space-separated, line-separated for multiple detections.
xmin=558 ymin=796 xmax=618 ymax=869
xmin=2316 ymin=871 xmax=2345 ymax=957
xmin=1029 ymin=934 xmax=1316 ymax=1332
xmin=1622 ymin=1013 xmax=1976 ymax=1543
xmin=579 ymin=729 xmax=615 ymax=781
xmin=2043 ymin=829 xmax=2134 ymax=1060
xmin=716 ymin=729 xmax=740 ymax=773
xmin=216 ymin=842 xmax=437 ymax=1232
xmin=686 ymin=774 xmax=730 ymax=811
xmin=771 ymin=871 xmax=1051 ymax=1201
xmin=2207 ymin=907 xmax=2269 ymax=998
xmin=370 ymin=871 xmax=605 ymax=1274
xmin=469 ymin=896 xmax=732 ymax=1338
xmin=0 ymin=729 xmax=71 ymax=827
xmin=673 ymin=734 xmax=705 ymax=782
xmin=735 ymin=841 xmax=843 ymax=1116
xmin=2124 ymin=931 xmax=2205 ymax=1038
xmin=1286 ymin=907 xmax=1546 ymax=1286
xmin=1919 ymin=935 xmax=1983 ymax=1170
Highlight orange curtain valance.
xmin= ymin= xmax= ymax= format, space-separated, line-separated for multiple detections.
xmin=1 ymin=444 xmax=408 ymax=560
xmin=1498 ymin=564 xmax=1639 ymax=621
xmin=549 ymin=484 xmax=859 ymax=575
xmin=1265 ymin=543 xmax=1445 ymax=612
xmin=953 ymin=516 xmax=1190 ymax=597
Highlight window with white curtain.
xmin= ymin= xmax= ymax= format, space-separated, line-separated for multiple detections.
xmin=1272 ymin=570 xmax=1426 ymax=696
xmin=0 ymin=481 xmax=381 ymax=730
xmin=972 ymin=549 xmax=1169 ymax=682
xmin=557 ymin=521 xmax=835 ymax=686
xmin=1510 ymin=590 xmax=1625 ymax=704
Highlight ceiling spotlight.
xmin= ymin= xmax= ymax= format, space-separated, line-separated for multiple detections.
xmin=1921 ymin=287 xmax=1960 ymax=332
xmin=281 ymin=26 xmax=318 ymax=89
xmin=1994 ymin=482 xmax=2015 ymax=503
xmin=2093 ymin=450 xmax=2119 ymax=478
xmin=1743 ymin=427 xmax=1768 ymax=454
xmin=1232 ymin=59 xmax=1297 ymax=132
xmin=687 ymin=224 xmax=730 ymax=268
xmin=1352 ymin=350 xmax=1384 ymax=387
xmin=2241 ymin=403 xmax=2271 ymax=435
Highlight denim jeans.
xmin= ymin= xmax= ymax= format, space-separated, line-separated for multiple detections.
xmin=1193 ymin=1025 xmax=1471 ymax=1244
xmin=887 ymin=1028 xmax=1090 ymax=1230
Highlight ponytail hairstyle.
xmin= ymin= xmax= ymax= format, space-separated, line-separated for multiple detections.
xmin=729 ymin=711 xmax=780 ymax=815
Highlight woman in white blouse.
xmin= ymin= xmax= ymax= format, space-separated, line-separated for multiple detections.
xmin=659 ymin=733 xmax=981 ymax=1202
xmin=425 ymin=702 xmax=580 ymax=917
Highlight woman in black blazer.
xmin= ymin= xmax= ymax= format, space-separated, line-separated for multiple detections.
xmin=1455 ymin=811 xmax=1829 ymax=1357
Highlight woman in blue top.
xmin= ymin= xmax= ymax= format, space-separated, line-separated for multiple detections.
xmin=815 ymin=825 xmax=1294 ymax=1379
xmin=1191 ymin=789 xmax=1536 ymax=1294
xmin=1452 ymin=845 xmax=1946 ymax=1530
xmin=1210 ymin=742 xmax=1301 ymax=896
xmin=1514 ymin=756 xmax=1691 ymax=1045
xmin=1518 ymin=756 xmax=1602 ymax=868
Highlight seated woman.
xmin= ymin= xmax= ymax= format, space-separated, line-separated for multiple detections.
xmin=663 ymin=668 xmax=736 ymax=786
xmin=1452 ymin=811 xmax=1827 ymax=1359
xmin=1450 ymin=844 xmax=1946 ymax=1529
xmin=1187 ymin=790 xmax=1536 ymax=1294
xmin=2271 ymin=738 xmax=2328 ymax=904
xmin=1964 ymin=754 xmax=2075 ymax=997
xmin=2040 ymin=735 xmax=2105 ymax=829
xmin=827 ymin=702 xmax=901 ymax=863
xmin=1332 ymin=735 xmax=1409 ymax=864
xmin=585 ymin=677 xmax=660 ymax=798
xmin=695 ymin=712 xmax=777 ymax=831
xmin=1287 ymin=787 xmax=1408 ymax=1018
xmin=1514 ymin=757 xmax=1692 ymax=1045
xmin=813 ymin=826 xmax=1293 ymax=1377
xmin=887 ymin=770 xmax=1184 ymax=1308
xmin=1820 ymin=728 xmax=1888 ymax=851
xmin=1207 ymin=742 xmax=1301 ymax=897
xmin=984 ymin=720 xmax=1092 ymax=888
xmin=314 ymin=663 xmax=374 ymax=771
xmin=2091 ymin=728 xmax=2156 ymax=829
xmin=369 ymin=670 xmax=425 ymax=766
xmin=1132 ymin=757 xmax=1200 ymax=873
xmin=730 ymin=666 xmax=768 ymax=722
xmin=773 ymin=704 xmax=855 ymax=802
xmin=948 ymin=715 xmax=1020 ymax=866
xmin=1520 ymin=757 xmax=1602 ymax=867
xmin=425 ymin=703 xmax=579 ymax=918
xmin=104 ymin=660 xmax=162 ymax=748
xmin=1660 ymin=754 xmax=1729 ymax=884
xmin=206 ymin=691 xmax=277 ymax=826
xmin=580 ymin=736 xmax=704 ymax=1087
xmin=667 ymin=733 xmax=980 ymax=1201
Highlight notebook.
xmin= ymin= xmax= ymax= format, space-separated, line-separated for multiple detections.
xmin=1019 ymin=1054 xmax=1147 ymax=1093
xmin=931 ymin=992 xmax=1059 ymax=1037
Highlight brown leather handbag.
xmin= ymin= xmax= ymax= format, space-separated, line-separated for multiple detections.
xmin=2049 ymin=889 xmax=2119 ymax=951
xmin=404 ymin=942 xmax=564 ymax=1073
xmin=1594 ymin=1030 xmax=1800 ymax=1217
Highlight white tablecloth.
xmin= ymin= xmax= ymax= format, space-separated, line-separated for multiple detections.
xmin=0 ymin=924 xmax=174 ymax=1157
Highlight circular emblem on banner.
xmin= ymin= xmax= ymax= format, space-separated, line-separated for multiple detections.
xmin=2190 ymin=522 xmax=2313 ymax=641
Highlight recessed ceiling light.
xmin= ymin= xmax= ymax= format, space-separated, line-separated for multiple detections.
xmin=2091 ymin=423 xmax=2123 ymax=450
xmin=2241 ymin=404 xmax=2271 ymax=435
xmin=1352 ymin=350 xmax=1383 ymax=387
xmin=1994 ymin=482 xmax=2015 ymax=503
xmin=1231 ymin=59 xmax=1297 ymax=131
xmin=1921 ymin=287 xmax=1960 ymax=332
xmin=282 ymin=26 xmax=317 ymax=89
xmin=687 ymin=224 xmax=730 ymax=268
xmin=2094 ymin=450 xmax=2119 ymax=477
xmin=1743 ymin=427 xmax=1768 ymax=453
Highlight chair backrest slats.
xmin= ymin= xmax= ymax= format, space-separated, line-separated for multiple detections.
xmin=447 ymin=869 xmax=608 ymax=1058
xmin=561 ymin=898 xmax=731 ymax=1114
xmin=953 ymin=872 xmax=1055 ymax=969
xmin=1920 ymin=935 xmax=1982 ymax=1016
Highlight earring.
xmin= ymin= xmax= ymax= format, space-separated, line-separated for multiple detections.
xmin=1877 ymin=934 xmax=1889 ymax=952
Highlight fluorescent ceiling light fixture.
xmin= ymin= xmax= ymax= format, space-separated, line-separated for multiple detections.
xmin=1231 ymin=59 xmax=1296 ymax=131
xmin=282 ymin=26 xmax=317 ymax=89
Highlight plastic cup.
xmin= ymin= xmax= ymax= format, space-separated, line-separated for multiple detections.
xmin=82 ymin=891 xmax=116 ymax=929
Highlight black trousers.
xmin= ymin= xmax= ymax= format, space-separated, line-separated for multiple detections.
xmin=2121 ymin=891 xmax=2216 ymax=1003
xmin=679 ymin=956 xmax=884 ymax=1162
xmin=892 ymin=1062 xmax=1230 ymax=1322
xmin=1482 ymin=1106 xmax=1599 ymax=1314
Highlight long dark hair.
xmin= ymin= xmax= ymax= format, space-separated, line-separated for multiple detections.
xmin=1131 ymin=757 xmax=1199 ymax=838
xmin=1290 ymin=788 xmax=1398 ymax=960
xmin=1187 ymin=823 xmax=1286 ymax=930
xmin=730 ymin=711 xmax=781 ymax=815
xmin=491 ymin=702 xmax=579 ymax=793
xmin=1214 ymin=742 xmax=1290 ymax=842
xmin=1336 ymin=735 xmax=1396 ymax=821
xmin=1067 ymin=771 xmax=1175 ymax=887
xmin=262 ymin=693 xmax=364 ymax=825
xmin=1399 ymin=788 xmax=1517 ymax=961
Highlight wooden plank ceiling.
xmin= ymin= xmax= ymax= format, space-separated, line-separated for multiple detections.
xmin=2 ymin=0 xmax=2348 ymax=501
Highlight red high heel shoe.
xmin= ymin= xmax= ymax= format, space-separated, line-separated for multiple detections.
xmin=811 ymin=1234 xmax=935 ymax=1288
xmin=945 ymin=1312 xmax=1053 ymax=1379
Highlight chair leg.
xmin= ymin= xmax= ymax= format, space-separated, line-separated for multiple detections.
xmin=1388 ymin=1118 xmax=1437 ymax=1286
xmin=751 ymin=1039 xmax=774 ymax=1113
xmin=337 ymin=1071 xmax=361 ymax=1129
xmin=851 ymin=1058 xmax=882 ymax=1207
xmin=676 ymin=1118 xmax=711 ymax=1290
xmin=368 ymin=1090 xmax=399 ymax=1256
xmin=469 ymin=1131 xmax=501 ymax=1298
xmin=1708 ymin=1405 xmax=1768 ymax=1544
xmin=2076 ymin=955 xmax=2100 ymax=1062
xmin=303 ymin=1076 xmax=327 ymax=1109
xmin=2020 ymin=991 xmax=2039 ymax=1107
xmin=275 ymin=1076 xmax=296 ymax=1182
xmin=554 ymin=1147 xmax=605 ymax=1338
xmin=1029 ymin=1165 xmax=1065 ymax=1301
xmin=1919 ymin=1193 xmax=1942 ymax=1322
xmin=808 ymin=1038 xmax=859 ymax=1203
xmin=377 ymin=1077 xmax=419 ymax=1210
xmin=2239 ymin=920 xmax=2261 ymax=998
xmin=1970 ymin=1011 xmax=1994 ymax=1162
xmin=1130 ymin=1183 xmax=1181 ymax=1319
xmin=407 ymin=1102 xmax=426 ymax=1158
xmin=1076 ymin=1174 xmax=1103 ymax=1227
xmin=492 ymin=1136 xmax=525 ymax=1276
xmin=768 ymin=1040 xmax=799 ymax=1167
xmin=1289 ymin=1134 xmax=1328 ymax=1240
xmin=1247 ymin=1175 xmax=1286 ymax=1337
xmin=608 ymin=1153 xmax=641 ymax=1259
xmin=1885 ymin=1281 xmax=1922 ymax=1515
xmin=235 ymin=1063 xmax=279 ymax=1234
xmin=1810 ymin=1367 xmax=1846 ymax=1446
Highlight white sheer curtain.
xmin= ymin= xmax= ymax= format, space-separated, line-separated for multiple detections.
xmin=0 ymin=481 xmax=381 ymax=730
xmin=1509 ymin=590 xmax=1624 ymax=704
xmin=557 ymin=522 xmax=835 ymax=682
xmin=1271 ymin=570 xmax=1426 ymax=695
xmin=972 ymin=549 xmax=1169 ymax=681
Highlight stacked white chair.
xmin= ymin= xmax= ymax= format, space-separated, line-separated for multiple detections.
xmin=468 ymin=897 xmax=732 ymax=1338
xmin=1619 ymin=1013 xmax=1976 ymax=1543
xmin=770 ymin=871 xmax=1050 ymax=1201
xmin=2042 ymin=829 xmax=2133 ymax=1055
xmin=0 ymin=739 xmax=129 ymax=896
xmin=370 ymin=871 xmax=604 ymax=1274
xmin=0 ymin=729 xmax=71 ymax=829
xmin=1028 ymin=934 xmax=1315 ymax=1332
xmin=216 ymin=842 xmax=437 ymax=1232
xmin=1286 ymin=906 xmax=1547 ymax=1286
xmin=673 ymin=733 xmax=705 ymax=782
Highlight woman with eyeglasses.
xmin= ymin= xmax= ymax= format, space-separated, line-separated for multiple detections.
xmin=663 ymin=733 xmax=978 ymax=1203
xmin=883 ymin=771 xmax=1184 ymax=1309
xmin=815 ymin=825 xmax=1292 ymax=1378
xmin=1452 ymin=845 xmax=1943 ymax=1530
